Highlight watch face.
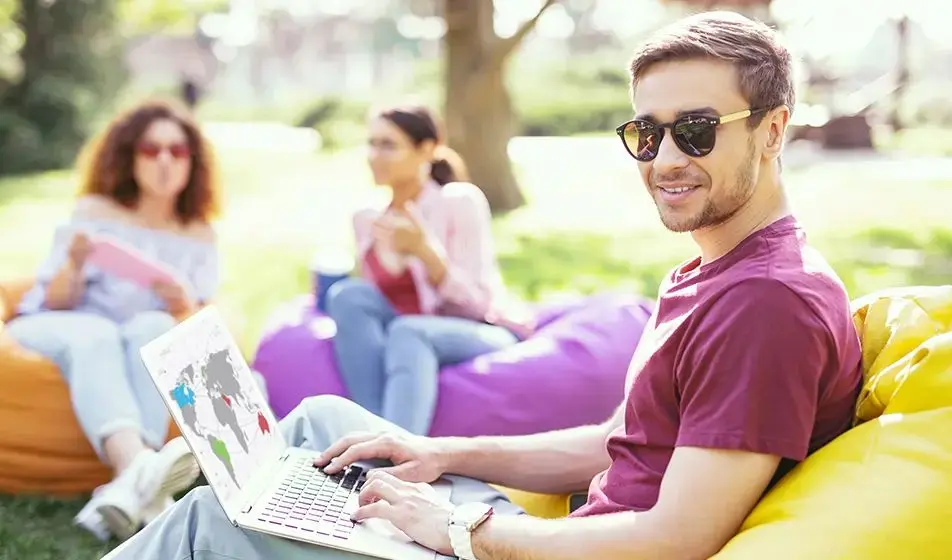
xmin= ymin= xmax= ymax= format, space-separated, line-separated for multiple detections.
xmin=456 ymin=502 xmax=493 ymax=531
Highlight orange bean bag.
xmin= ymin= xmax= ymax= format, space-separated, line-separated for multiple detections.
xmin=0 ymin=277 xmax=182 ymax=496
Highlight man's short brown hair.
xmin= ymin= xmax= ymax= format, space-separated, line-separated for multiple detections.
xmin=629 ymin=11 xmax=796 ymax=127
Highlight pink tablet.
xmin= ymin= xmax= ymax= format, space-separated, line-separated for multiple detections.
xmin=86 ymin=235 xmax=180 ymax=287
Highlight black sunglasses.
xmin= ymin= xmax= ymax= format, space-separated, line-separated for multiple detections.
xmin=615 ymin=108 xmax=767 ymax=162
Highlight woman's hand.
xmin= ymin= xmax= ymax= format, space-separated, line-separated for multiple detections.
xmin=67 ymin=232 xmax=92 ymax=270
xmin=152 ymin=279 xmax=196 ymax=316
xmin=44 ymin=232 xmax=92 ymax=310
xmin=376 ymin=204 xmax=428 ymax=257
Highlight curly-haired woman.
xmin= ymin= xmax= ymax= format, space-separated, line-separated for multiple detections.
xmin=5 ymin=99 xmax=222 ymax=541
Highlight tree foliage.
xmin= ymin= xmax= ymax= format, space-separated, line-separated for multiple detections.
xmin=117 ymin=0 xmax=227 ymax=34
xmin=0 ymin=0 xmax=123 ymax=175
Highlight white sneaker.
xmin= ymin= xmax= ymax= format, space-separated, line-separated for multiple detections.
xmin=74 ymin=490 xmax=112 ymax=542
xmin=135 ymin=438 xmax=201 ymax=519
xmin=90 ymin=459 xmax=149 ymax=541
xmin=140 ymin=495 xmax=174 ymax=525
xmin=139 ymin=438 xmax=200 ymax=498
xmin=94 ymin=440 xmax=201 ymax=540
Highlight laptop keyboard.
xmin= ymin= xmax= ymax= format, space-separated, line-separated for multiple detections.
xmin=256 ymin=456 xmax=366 ymax=540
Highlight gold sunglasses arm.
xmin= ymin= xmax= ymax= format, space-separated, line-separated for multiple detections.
xmin=717 ymin=109 xmax=753 ymax=125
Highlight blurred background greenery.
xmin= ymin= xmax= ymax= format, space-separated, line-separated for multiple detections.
xmin=1 ymin=0 xmax=951 ymax=557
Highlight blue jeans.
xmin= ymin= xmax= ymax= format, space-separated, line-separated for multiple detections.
xmin=102 ymin=395 xmax=523 ymax=560
xmin=5 ymin=310 xmax=177 ymax=457
xmin=325 ymin=278 xmax=518 ymax=435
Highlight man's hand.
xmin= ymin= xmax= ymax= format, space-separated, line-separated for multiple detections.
xmin=352 ymin=471 xmax=455 ymax=556
xmin=314 ymin=431 xmax=448 ymax=483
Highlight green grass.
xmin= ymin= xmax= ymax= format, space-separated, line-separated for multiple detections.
xmin=1 ymin=137 xmax=951 ymax=558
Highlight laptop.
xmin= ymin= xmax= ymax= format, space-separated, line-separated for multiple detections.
xmin=135 ymin=305 xmax=449 ymax=560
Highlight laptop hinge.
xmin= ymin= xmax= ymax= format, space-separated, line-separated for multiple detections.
xmin=238 ymin=450 xmax=292 ymax=515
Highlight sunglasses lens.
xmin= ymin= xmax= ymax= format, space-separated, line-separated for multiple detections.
xmin=136 ymin=143 xmax=161 ymax=158
xmin=673 ymin=118 xmax=716 ymax=157
xmin=137 ymin=142 xmax=191 ymax=159
xmin=623 ymin=121 xmax=661 ymax=161
xmin=169 ymin=143 xmax=191 ymax=159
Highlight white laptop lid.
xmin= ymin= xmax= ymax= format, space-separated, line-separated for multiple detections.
xmin=140 ymin=305 xmax=286 ymax=522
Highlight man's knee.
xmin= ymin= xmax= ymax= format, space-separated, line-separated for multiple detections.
xmin=325 ymin=277 xmax=380 ymax=317
xmin=296 ymin=394 xmax=366 ymax=423
xmin=177 ymin=485 xmax=229 ymax=524
xmin=281 ymin=394 xmax=397 ymax=448
xmin=120 ymin=311 xmax=177 ymax=344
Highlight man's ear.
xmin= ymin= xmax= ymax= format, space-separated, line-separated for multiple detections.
xmin=763 ymin=105 xmax=790 ymax=160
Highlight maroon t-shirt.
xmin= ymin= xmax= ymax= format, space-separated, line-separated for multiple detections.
xmin=572 ymin=215 xmax=862 ymax=517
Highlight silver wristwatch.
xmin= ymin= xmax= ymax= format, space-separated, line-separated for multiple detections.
xmin=447 ymin=502 xmax=494 ymax=560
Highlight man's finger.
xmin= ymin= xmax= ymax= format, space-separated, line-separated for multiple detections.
xmin=323 ymin=438 xmax=390 ymax=474
xmin=365 ymin=469 xmax=409 ymax=488
xmin=351 ymin=500 xmax=393 ymax=523
xmin=314 ymin=432 xmax=378 ymax=469
xmin=376 ymin=462 xmax=423 ymax=483
xmin=358 ymin=478 xmax=400 ymax=507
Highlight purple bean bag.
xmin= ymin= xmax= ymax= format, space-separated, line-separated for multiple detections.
xmin=252 ymin=293 xmax=653 ymax=436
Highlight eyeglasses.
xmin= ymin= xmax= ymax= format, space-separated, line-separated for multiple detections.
xmin=615 ymin=108 xmax=766 ymax=162
xmin=135 ymin=141 xmax=192 ymax=160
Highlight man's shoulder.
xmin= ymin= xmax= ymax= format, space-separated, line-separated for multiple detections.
xmin=686 ymin=253 xmax=855 ymax=361
xmin=723 ymin=228 xmax=851 ymax=314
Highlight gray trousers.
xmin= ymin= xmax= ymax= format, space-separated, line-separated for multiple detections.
xmin=102 ymin=395 xmax=524 ymax=559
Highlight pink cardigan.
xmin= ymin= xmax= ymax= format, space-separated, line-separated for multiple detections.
xmin=353 ymin=181 xmax=533 ymax=338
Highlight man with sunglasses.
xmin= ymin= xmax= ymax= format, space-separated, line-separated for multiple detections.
xmin=109 ymin=11 xmax=863 ymax=560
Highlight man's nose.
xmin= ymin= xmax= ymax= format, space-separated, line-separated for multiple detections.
xmin=652 ymin=131 xmax=690 ymax=174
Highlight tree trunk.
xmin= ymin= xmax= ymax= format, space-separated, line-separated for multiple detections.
xmin=441 ymin=0 xmax=555 ymax=215
xmin=891 ymin=15 xmax=909 ymax=132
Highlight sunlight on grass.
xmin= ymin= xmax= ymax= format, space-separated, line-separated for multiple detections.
xmin=0 ymin=138 xmax=951 ymax=559
xmin=2 ymin=140 xmax=952 ymax=353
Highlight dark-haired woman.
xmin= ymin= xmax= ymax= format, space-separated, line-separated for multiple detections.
xmin=5 ymin=98 xmax=220 ymax=540
xmin=325 ymin=105 xmax=533 ymax=436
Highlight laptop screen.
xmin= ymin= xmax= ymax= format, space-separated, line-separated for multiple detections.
xmin=140 ymin=306 xmax=286 ymax=521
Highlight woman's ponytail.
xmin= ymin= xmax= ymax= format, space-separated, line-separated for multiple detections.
xmin=430 ymin=145 xmax=469 ymax=186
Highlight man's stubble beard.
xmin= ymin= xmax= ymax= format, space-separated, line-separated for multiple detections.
xmin=657 ymin=139 xmax=757 ymax=233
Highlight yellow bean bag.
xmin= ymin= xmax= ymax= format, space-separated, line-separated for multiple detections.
xmin=499 ymin=285 xmax=952 ymax=558
xmin=0 ymin=277 xmax=200 ymax=496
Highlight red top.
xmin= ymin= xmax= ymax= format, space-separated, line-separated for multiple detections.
xmin=364 ymin=249 xmax=422 ymax=315
xmin=572 ymin=216 xmax=862 ymax=517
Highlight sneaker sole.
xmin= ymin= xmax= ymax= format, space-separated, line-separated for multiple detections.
xmin=156 ymin=449 xmax=201 ymax=498
xmin=99 ymin=441 xmax=201 ymax=539
xmin=140 ymin=439 xmax=201 ymax=518
xmin=98 ymin=504 xmax=139 ymax=541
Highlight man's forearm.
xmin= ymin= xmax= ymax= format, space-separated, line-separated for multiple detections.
xmin=471 ymin=511 xmax=680 ymax=560
xmin=437 ymin=422 xmax=610 ymax=494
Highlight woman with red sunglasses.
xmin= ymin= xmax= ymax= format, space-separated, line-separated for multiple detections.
xmin=4 ymin=98 xmax=221 ymax=541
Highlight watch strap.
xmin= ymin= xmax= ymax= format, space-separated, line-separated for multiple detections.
xmin=448 ymin=521 xmax=476 ymax=560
